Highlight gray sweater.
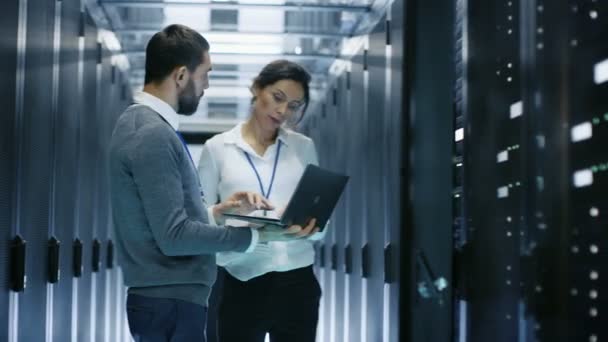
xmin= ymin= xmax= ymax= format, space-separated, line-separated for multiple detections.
xmin=109 ymin=104 xmax=252 ymax=306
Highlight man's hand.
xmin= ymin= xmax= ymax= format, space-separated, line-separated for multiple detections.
xmin=213 ymin=191 xmax=274 ymax=223
xmin=257 ymin=218 xmax=319 ymax=242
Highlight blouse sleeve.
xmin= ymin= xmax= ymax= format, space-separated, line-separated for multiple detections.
xmin=197 ymin=141 xmax=220 ymax=225
xmin=199 ymin=138 xmax=259 ymax=261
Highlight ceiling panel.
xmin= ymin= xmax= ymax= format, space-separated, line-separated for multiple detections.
xmin=90 ymin=0 xmax=388 ymax=132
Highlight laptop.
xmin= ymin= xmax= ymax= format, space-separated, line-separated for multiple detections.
xmin=222 ymin=164 xmax=349 ymax=231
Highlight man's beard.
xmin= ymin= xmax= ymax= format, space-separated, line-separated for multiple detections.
xmin=177 ymin=79 xmax=201 ymax=115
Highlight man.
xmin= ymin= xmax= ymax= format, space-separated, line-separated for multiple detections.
xmin=109 ymin=24 xmax=317 ymax=342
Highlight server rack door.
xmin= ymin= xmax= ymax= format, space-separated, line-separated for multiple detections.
xmin=318 ymin=100 xmax=332 ymax=342
xmin=348 ymin=49 xmax=366 ymax=342
xmin=366 ymin=16 xmax=388 ymax=342
xmin=100 ymin=50 xmax=117 ymax=342
xmin=330 ymin=74 xmax=348 ymax=342
xmin=69 ymin=7 xmax=89 ymax=342
xmin=332 ymin=73 xmax=348 ymax=342
xmin=564 ymin=1 xmax=608 ymax=340
xmin=388 ymin=1 xmax=405 ymax=341
xmin=318 ymin=101 xmax=330 ymax=342
xmin=0 ymin=1 xmax=19 ymax=340
xmin=109 ymin=69 xmax=131 ymax=342
xmin=403 ymin=0 xmax=455 ymax=341
xmin=324 ymin=84 xmax=339 ymax=342
xmin=457 ymin=1 xmax=528 ymax=341
xmin=89 ymin=44 xmax=116 ymax=342
xmin=49 ymin=0 xmax=82 ymax=339
xmin=515 ymin=2 xmax=571 ymax=341
xmin=106 ymin=68 xmax=118 ymax=342
xmin=16 ymin=0 xmax=58 ymax=339
xmin=455 ymin=1 xmax=608 ymax=342
xmin=75 ymin=13 xmax=99 ymax=341
xmin=340 ymin=66 xmax=355 ymax=342
xmin=452 ymin=0 xmax=467 ymax=340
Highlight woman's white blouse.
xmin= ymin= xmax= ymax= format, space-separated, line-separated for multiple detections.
xmin=197 ymin=122 xmax=327 ymax=281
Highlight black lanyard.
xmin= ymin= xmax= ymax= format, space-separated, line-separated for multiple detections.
xmin=243 ymin=141 xmax=282 ymax=199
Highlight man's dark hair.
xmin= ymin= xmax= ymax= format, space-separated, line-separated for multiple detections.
xmin=144 ymin=24 xmax=210 ymax=84
xmin=253 ymin=60 xmax=312 ymax=122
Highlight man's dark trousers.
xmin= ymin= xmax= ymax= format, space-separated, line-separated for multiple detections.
xmin=127 ymin=293 xmax=207 ymax=342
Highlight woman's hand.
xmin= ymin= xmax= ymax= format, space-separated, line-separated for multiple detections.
xmin=213 ymin=191 xmax=274 ymax=223
xmin=256 ymin=218 xmax=319 ymax=242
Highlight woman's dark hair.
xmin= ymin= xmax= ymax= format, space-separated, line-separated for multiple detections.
xmin=144 ymin=24 xmax=210 ymax=84
xmin=253 ymin=60 xmax=312 ymax=123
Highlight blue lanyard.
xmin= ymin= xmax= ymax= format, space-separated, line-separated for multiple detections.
xmin=176 ymin=132 xmax=197 ymax=171
xmin=175 ymin=132 xmax=204 ymax=198
xmin=151 ymin=110 xmax=197 ymax=174
xmin=153 ymin=111 xmax=203 ymax=196
xmin=244 ymin=141 xmax=282 ymax=199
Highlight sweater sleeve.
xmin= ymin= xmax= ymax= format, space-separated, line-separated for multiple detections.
xmin=130 ymin=126 xmax=254 ymax=256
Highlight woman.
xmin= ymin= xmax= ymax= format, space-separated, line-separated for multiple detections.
xmin=198 ymin=60 xmax=326 ymax=342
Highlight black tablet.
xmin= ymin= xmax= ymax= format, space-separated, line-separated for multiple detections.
xmin=222 ymin=164 xmax=349 ymax=231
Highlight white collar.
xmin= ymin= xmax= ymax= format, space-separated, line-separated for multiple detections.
xmin=225 ymin=122 xmax=289 ymax=148
xmin=133 ymin=91 xmax=180 ymax=130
